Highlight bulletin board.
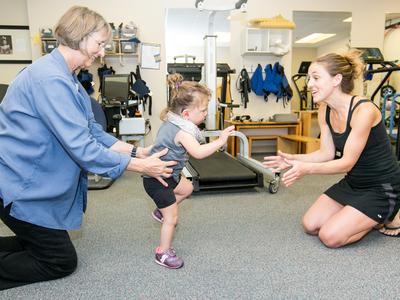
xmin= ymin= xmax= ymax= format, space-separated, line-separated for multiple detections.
xmin=140 ymin=43 xmax=161 ymax=70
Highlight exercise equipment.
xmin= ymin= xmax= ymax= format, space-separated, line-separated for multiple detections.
xmin=381 ymin=83 xmax=396 ymax=99
xmin=292 ymin=61 xmax=313 ymax=110
xmin=76 ymin=73 xmax=115 ymax=190
xmin=362 ymin=47 xmax=400 ymax=159
xmin=88 ymin=98 xmax=114 ymax=190
xmin=236 ymin=67 xmax=251 ymax=108
xmin=165 ymin=0 xmax=279 ymax=194
xmin=186 ymin=131 xmax=278 ymax=194
xmin=382 ymin=93 xmax=400 ymax=140
xmin=361 ymin=47 xmax=400 ymax=102
xmin=185 ymin=131 xmax=279 ymax=193
xmin=101 ymin=74 xmax=146 ymax=144
xmin=167 ymin=60 xmax=278 ymax=193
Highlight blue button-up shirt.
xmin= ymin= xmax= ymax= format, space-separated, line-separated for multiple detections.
xmin=0 ymin=49 xmax=131 ymax=230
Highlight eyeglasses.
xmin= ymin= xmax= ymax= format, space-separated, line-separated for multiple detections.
xmin=89 ymin=35 xmax=106 ymax=49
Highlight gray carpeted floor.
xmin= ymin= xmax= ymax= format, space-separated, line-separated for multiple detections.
xmin=1 ymin=172 xmax=400 ymax=299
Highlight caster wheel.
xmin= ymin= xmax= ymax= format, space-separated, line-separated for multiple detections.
xmin=268 ymin=179 xmax=279 ymax=194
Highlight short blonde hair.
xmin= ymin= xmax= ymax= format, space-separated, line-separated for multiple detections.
xmin=54 ymin=6 xmax=111 ymax=50
xmin=161 ymin=73 xmax=211 ymax=120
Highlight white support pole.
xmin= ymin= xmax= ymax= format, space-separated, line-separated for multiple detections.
xmin=204 ymin=34 xmax=217 ymax=130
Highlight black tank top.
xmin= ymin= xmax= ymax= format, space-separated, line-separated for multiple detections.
xmin=326 ymin=96 xmax=400 ymax=187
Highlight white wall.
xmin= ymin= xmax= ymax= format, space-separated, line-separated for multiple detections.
xmin=289 ymin=37 xmax=351 ymax=111
xmin=25 ymin=0 xmax=166 ymax=143
xmin=0 ymin=0 xmax=30 ymax=84
xmin=3 ymin=0 xmax=400 ymax=136
xmin=227 ymin=0 xmax=400 ymax=120
xmin=317 ymin=37 xmax=350 ymax=57
xmin=166 ymin=45 xmax=230 ymax=64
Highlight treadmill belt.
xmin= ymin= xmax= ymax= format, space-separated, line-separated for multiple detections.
xmin=187 ymin=151 xmax=262 ymax=191
xmin=189 ymin=151 xmax=256 ymax=182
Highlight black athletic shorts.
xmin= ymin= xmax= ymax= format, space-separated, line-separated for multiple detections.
xmin=325 ymin=177 xmax=400 ymax=223
xmin=143 ymin=177 xmax=179 ymax=209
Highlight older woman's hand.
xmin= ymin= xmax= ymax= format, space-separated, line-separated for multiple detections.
xmin=135 ymin=148 xmax=177 ymax=186
xmin=136 ymin=145 xmax=153 ymax=158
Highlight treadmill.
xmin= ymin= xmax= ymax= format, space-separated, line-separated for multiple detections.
xmin=292 ymin=61 xmax=313 ymax=110
xmin=361 ymin=47 xmax=400 ymax=159
xmin=167 ymin=62 xmax=279 ymax=193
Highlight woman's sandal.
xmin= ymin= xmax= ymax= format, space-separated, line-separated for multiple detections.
xmin=379 ymin=225 xmax=400 ymax=237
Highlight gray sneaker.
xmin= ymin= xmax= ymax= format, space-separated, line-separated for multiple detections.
xmin=152 ymin=208 xmax=163 ymax=223
xmin=155 ymin=248 xmax=184 ymax=269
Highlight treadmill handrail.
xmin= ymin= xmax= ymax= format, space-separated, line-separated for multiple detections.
xmin=365 ymin=64 xmax=400 ymax=101
xmin=202 ymin=130 xmax=279 ymax=191
xmin=203 ymin=130 xmax=249 ymax=157
xmin=365 ymin=65 xmax=400 ymax=74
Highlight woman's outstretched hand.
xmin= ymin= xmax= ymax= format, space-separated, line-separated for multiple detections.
xmin=263 ymin=150 xmax=293 ymax=173
xmin=280 ymin=158 xmax=309 ymax=187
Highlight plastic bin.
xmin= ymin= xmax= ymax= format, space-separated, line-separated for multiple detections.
xmin=120 ymin=41 xmax=137 ymax=54
xmin=42 ymin=40 xmax=57 ymax=53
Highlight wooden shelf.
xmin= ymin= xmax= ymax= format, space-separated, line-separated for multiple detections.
xmin=102 ymin=53 xmax=138 ymax=57
xmin=39 ymin=36 xmax=139 ymax=58
xmin=224 ymin=120 xmax=301 ymax=156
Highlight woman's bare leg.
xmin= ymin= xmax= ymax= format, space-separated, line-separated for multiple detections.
xmin=302 ymin=194 xmax=344 ymax=235
xmin=318 ymin=205 xmax=377 ymax=248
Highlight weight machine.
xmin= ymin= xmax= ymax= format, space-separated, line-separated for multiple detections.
xmin=291 ymin=61 xmax=314 ymax=110
xmin=362 ymin=47 xmax=400 ymax=159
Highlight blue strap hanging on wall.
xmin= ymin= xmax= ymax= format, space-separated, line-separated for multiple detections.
xmin=250 ymin=64 xmax=264 ymax=96
xmin=263 ymin=64 xmax=278 ymax=101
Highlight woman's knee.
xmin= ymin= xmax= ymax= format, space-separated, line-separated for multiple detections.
xmin=62 ymin=245 xmax=78 ymax=275
xmin=302 ymin=215 xmax=320 ymax=235
xmin=48 ymin=243 xmax=78 ymax=278
xmin=318 ymin=226 xmax=343 ymax=248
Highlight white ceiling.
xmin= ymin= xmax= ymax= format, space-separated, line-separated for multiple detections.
xmin=292 ymin=11 xmax=351 ymax=48
xmin=166 ymin=9 xmax=398 ymax=49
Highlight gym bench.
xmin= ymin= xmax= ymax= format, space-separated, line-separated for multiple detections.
xmin=277 ymin=134 xmax=320 ymax=154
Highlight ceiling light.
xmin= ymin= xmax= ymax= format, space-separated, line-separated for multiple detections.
xmin=295 ymin=33 xmax=336 ymax=44
xmin=343 ymin=17 xmax=352 ymax=23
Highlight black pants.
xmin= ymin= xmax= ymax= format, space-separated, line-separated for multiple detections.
xmin=0 ymin=198 xmax=77 ymax=290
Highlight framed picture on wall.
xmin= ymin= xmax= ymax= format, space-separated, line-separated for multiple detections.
xmin=0 ymin=35 xmax=13 ymax=54
xmin=0 ymin=25 xmax=32 ymax=64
